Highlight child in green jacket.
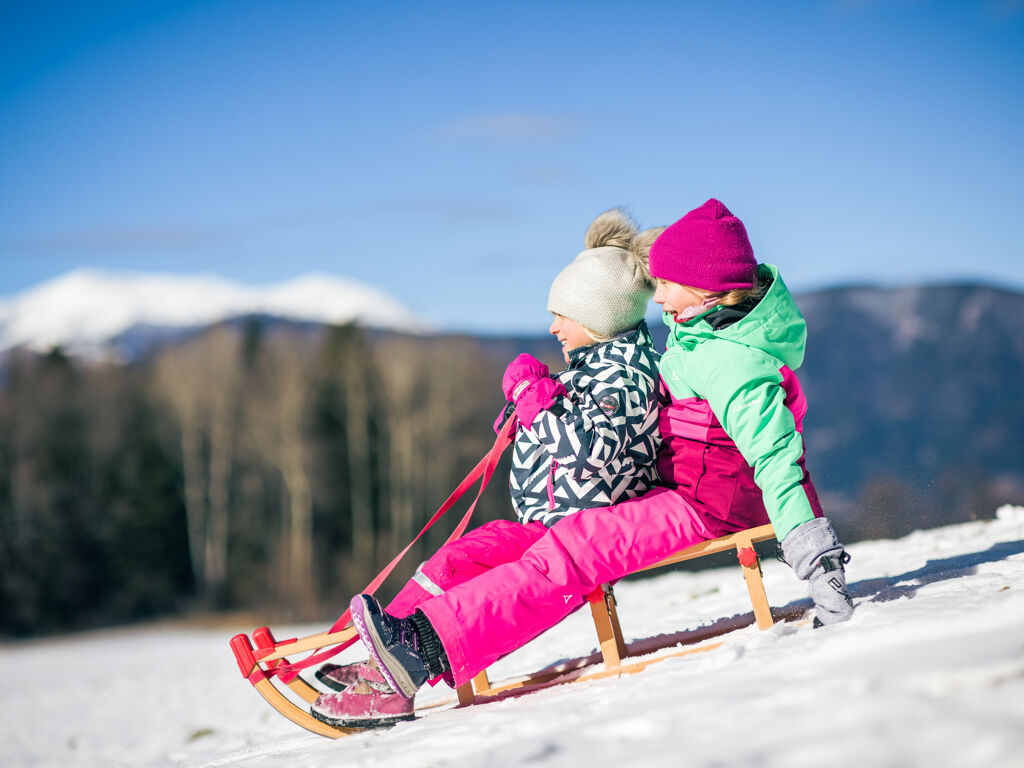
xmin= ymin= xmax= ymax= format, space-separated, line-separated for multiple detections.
xmin=650 ymin=197 xmax=854 ymax=626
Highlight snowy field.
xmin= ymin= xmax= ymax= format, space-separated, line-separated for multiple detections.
xmin=4 ymin=507 xmax=1024 ymax=768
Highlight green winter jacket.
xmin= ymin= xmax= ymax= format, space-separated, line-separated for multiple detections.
xmin=657 ymin=263 xmax=823 ymax=540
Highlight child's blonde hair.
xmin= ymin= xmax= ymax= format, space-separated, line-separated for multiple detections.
xmin=713 ymin=265 xmax=769 ymax=307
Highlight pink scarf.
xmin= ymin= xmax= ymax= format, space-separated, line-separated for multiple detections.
xmin=674 ymin=296 xmax=721 ymax=323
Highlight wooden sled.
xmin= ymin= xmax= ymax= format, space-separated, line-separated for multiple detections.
xmin=231 ymin=522 xmax=778 ymax=737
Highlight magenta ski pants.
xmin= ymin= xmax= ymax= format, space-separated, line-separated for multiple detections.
xmin=404 ymin=486 xmax=714 ymax=687
xmin=384 ymin=518 xmax=548 ymax=619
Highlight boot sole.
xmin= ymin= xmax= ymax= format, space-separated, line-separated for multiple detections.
xmin=310 ymin=707 xmax=415 ymax=729
xmin=350 ymin=595 xmax=419 ymax=699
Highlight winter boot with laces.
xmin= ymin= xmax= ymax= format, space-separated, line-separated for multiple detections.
xmin=310 ymin=662 xmax=415 ymax=728
xmin=349 ymin=594 xmax=449 ymax=699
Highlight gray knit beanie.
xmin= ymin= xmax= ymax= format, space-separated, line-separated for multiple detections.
xmin=547 ymin=209 xmax=656 ymax=339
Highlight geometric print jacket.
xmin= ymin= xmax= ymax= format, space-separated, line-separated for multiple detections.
xmin=510 ymin=321 xmax=662 ymax=527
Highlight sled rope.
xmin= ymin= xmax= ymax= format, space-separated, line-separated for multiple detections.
xmin=272 ymin=414 xmax=516 ymax=683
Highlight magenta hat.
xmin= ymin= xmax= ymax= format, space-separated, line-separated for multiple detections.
xmin=649 ymin=198 xmax=757 ymax=291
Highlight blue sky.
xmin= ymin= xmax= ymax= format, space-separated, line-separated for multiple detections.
xmin=1 ymin=0 xmax=1022 ymax=332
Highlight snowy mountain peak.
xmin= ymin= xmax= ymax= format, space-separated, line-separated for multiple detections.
xmin=0 ymin=268 xmax=421 ymax=357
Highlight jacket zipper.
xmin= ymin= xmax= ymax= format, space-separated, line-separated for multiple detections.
xmin=547 ymin=459 xmax=559 ymax=510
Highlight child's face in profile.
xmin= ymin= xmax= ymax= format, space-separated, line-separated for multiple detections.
xmin=653 ymin=278 xmax=713 ymax=319
xmin=549 ymin=314 xmax=593 ymax=363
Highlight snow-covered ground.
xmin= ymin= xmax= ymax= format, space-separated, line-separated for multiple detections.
xmin=4 ymin=507 xmax=1024 ymax=768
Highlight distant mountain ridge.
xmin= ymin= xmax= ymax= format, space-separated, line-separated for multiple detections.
xmin=1 ymin=272 xmax=1021 ymax=537
xmin=795 ymin=282 xmax=1024 ymax=532
xmin=641 ymin=281 xmax=1024 ymax=535
xmin=0 ymin=268 xmax=421 ymax=358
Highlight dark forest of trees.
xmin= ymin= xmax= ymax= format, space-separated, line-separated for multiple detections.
xmin=3 ymin=285 xmax=1023 ymax=637
xmin=0 ymin=320 xmax=560 ymax=636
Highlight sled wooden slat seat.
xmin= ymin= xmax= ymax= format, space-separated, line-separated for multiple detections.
xmin=257 ymin=627 xmax=358 ymax=663
xmin=456 ymin=523 xmax=777 ymax=704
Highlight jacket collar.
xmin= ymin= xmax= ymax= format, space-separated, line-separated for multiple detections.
xmin=566 ymin=321 xmax=650 ymax=368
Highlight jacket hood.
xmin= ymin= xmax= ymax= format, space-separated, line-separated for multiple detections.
xmin=662 ymin=264 xmax=807 ymax=370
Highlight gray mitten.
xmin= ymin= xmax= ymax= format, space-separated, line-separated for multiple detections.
xmin=780 ymin=517 xmax=854 ymax=627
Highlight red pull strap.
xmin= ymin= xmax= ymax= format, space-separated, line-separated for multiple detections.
xmin=274 ymin=415 xmax=516 ymax=682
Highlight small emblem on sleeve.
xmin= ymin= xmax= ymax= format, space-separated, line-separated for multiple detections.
xmin=598 ymin=394 xmax=619 ymax=417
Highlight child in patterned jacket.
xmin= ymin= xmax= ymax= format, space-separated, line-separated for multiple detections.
xmin=310 ymin=209 xmax=662 ymax=727
xmin=505 ymin=213 xmax=663 ymax=527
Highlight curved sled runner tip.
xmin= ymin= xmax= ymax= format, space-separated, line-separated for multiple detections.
xmin=230 ymin=630 xmax=363 ymax=739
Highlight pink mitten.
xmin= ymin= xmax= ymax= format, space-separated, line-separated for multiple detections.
xmin=502 ymin=354 xmax=550 ymax=403
xmin=514 ymin=377 xmax=567 ymax=428
xmin=492 ymin=401 xmax=518 ymax=434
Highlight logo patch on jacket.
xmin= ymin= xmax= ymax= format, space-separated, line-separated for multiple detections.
xmin=598 ymin=394 xmax=620 ymax=417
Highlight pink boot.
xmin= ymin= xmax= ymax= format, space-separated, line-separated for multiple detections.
xmin=310 ymin=663 xmax=415 ymax=728
xmin=314 ymin=661 xmax=363 ymax=692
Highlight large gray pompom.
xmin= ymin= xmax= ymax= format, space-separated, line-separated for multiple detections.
xmin=584 ymin=208 xmax=639 ymax=251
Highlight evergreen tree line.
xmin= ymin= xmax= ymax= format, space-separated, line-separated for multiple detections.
xmin=2 ymin=309 xmax=1020 ymax=637
xmin=0 ymin=320 xmax=545 ymax=637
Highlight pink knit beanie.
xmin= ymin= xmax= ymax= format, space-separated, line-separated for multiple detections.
xmin=649 ymin=198 xmax=757 ymax=291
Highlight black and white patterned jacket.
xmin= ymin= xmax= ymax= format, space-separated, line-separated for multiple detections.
xmin=510 ymin=322 xmax=662 ymax=526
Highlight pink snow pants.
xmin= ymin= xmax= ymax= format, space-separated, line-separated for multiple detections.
xmin=384 ymin=487 xmax=714 ymax=687
xmin=384 ymin=518 xmax=548 ymax=619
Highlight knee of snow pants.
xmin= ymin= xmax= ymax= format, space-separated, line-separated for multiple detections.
xmin=419 ymin=486 xmax=715 ymax=685
xmin=387 ymin=519 xmax=547 ymax=617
